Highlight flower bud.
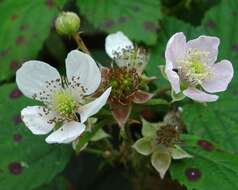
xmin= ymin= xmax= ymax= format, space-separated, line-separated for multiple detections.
xmin=55 ymin=12 xmax=80 ymax=36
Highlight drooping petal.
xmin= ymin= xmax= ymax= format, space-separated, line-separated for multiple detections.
xmin=165 ymin=32 xmax=186 ymax=67
xmin=16 ymin=61 xmax=61 ymax=101
xmin=21 ymin=106 xmax=56 ymax=135
xmin=105 ymin=31 xmax=134 ymax=58
xmin=171 ymin=145 xmax=193 ymax=159
xmin=187 ymin=35 xmax=220 ymax=64
xmin=78 ymin=87 xmax=111 ymax=123
xmin=132 ymin=137 xmax=154 ymax=156
xmin=141 ymin=118 xmax=160 ymax=138
xmin=202 ymin=60 xmax=234 ymax=93
xmin=165 ymin=61 xmax=181 ymax=93
xmin=45 ymin=121 xmax=86 ymax=144
xmin=132 ymin=90 xmax=154 ymax=104
xmin=111 ymin=103 xmax=132 ymax=127
xmin=66 ymin=50 xmax=101 ymax=95
xmin=183 ymin=88 xmax=218 ymax=102
xmin=151 ymin=150 xmax=171 ymax=179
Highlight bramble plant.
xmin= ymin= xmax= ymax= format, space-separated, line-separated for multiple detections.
xmin=1 ymin=0 xmax=238 ymax=190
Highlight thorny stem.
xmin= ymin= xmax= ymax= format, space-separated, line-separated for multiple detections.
xmin=73 ymin=32 xmax=90 ymax=54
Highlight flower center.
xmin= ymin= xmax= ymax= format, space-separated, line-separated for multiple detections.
xmin=190 ymin=60 xmax=206 ymax=74
xmin=102 ymin=67 xmax=140 ymax=103
xmin=156 ymin=125 xmax=180 ymax=147
xmin=176 ymin=48 xmax=212 ymax=86
xmin=52 ymin=90 xmax=77 ymax=119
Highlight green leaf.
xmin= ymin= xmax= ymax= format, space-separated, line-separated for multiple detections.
xmin=151 ymin=149 xmax=171 ymax=179
xmin=0 ymin=0 xmax=65 ymax=81
xmin=132 ymin=137 xmax=153 ymax=156
xmin=74 ymin=121 xmax=105 ymax=153
xmin=76 ymin=0 xmax=161 ymax=45
xmin=182 ymin=0 xmax=238 ymax=153
xmin=170 ymin=135 xmax=238 ymax=190
xmin=34 ymin=176 xmax=69 ymax=190
xmin=0 ymin=83 xmax=71 ymax=190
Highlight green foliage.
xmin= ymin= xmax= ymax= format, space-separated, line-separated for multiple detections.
xmin=182 ymin=0 xmax=238 ymax=153
xmin=76 ymin=0 xmax=161 ymax=45
xmin=170 ymin=135 xmax=238 ymax=190
xmin=34 ymin=176 xmax=70 ymax=190
xmin=0 ymin=0 xmax=65 ymax=81
xmin=0 ymin=84 xmax=71 ymax=190
xmin=0 ymin=0 xmax=237 ymax=189
xmin=182 ymin=94 xmax=238 ymax=153
xmin=74 ymin=121 xmax=105 ymax=153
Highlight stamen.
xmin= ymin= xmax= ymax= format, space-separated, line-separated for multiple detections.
xmin=156 ymin=125 xmax=180 ymax=147
xmin=32 ymin=78 xmax=62 ymax=102
xmin=176 ymin=48 xmax=212 ymax=86
xmin=113 ymin=47 xmax=148 ymax=72
xmin=52 ymin=90 xmax=78 ymax=120
xmin=101 ymin=67 xmax=140 ymax=104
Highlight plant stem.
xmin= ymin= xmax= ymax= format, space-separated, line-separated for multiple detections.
xmin=73 ymin=32 xmax=90 ymax=54
xmin=84 ymin=148 xmax=105 ymax=156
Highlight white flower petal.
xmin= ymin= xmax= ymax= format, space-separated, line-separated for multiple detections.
xmin=79 ymin=87 xmax=111 ymax=123
xmin=165 ymin=32 xmax=186 ymax=67
xmin=66 ymin=50 xmax=101 ymax=95
xmin=202 ymin=60 xmax=234 ymax=93
xmin=183 ymin=88 xmax=218 ymax=102
xmin=105 ymin=31 xmax=134 ymax=58
xmin=187 ymin=35 xmax=220 ymax=64
xmin=21 ymin=106 xmax=56 ymax=135
xmin=165 ymin=61 xmax=181 ymax=93
xmin=46 ymin=121 xmax=86 ymax=144
xmin=16 ymin=61 xmax=61 ymax=101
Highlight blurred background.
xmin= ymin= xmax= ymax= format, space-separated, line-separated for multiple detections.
xmin=0 ymin=0 xmax=237 ymax=189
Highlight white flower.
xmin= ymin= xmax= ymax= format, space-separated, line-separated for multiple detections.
xmin=104 ymin=31 xmax=152 ymax=127
xmin=16 ymin=50 xmax=111 ymax=144
xmin=105 ymin=31 xmax=149 ymax=74
xmin=165 ymin=32 xmax=234 ymax=102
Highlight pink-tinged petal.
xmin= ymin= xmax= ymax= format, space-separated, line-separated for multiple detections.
xmin=111 ymin=103 xmax=132 ymax=127
xmin=202 ymin=60 xmax=234 ymax=93
xmin=165 ymin=61 xmax=181 ymax=93
xmin=46 ymin=121 xmax=86 ymax=144
xmin=132 ymin=90 xmax=154 ymax=104
xmin=165 ymin=32 xmax=186 ymax=66
xmin=183 ymin=88 xmax=218 ymax=102
xmin=187 ymin=35 xmax=220 ymax=64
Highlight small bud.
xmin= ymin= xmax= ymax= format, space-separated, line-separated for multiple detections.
xmin=55 ymin=11 xmax=80 ymax=36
